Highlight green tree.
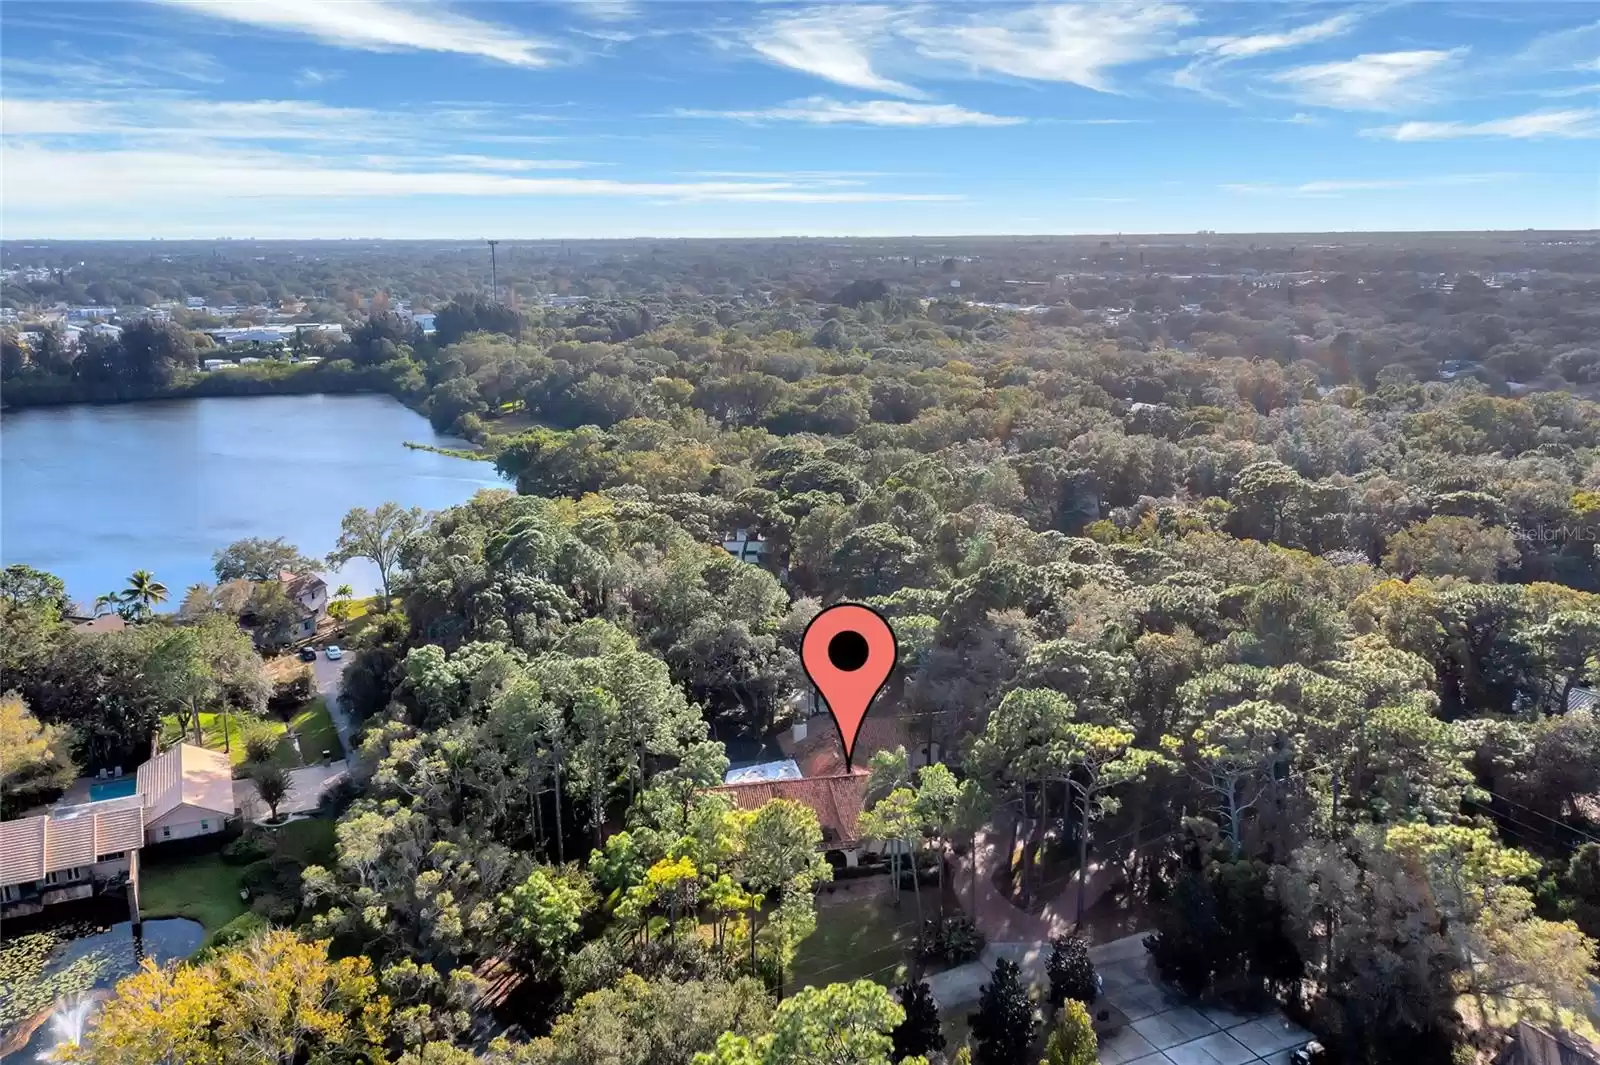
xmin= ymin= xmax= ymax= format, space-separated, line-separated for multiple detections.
xmin=497 ymin=866 xmax=589 ymax=975
xmin=0 ymin=691 xmax=76 ymax=804
xmin=1046 ymin=934 xmax=1097 ymax=1008
xmin=891 ymin=980 xmax=944 ymax=1062
xmin=121 ymin=568 xmax=168 ymax=618
xmin=0 ymin=564 xmax=68 ymax=613
xmin=213 ymin=536 xmax=317 ymax=582
xmin=693 ymin=981 xmax=905 ymax=1065
xmin=250 ymin=762 xmax=291 ymax=822
xmin=511 ymin=974 xmax=772 ymax=1065
xmin=327 ymin=502 xmax=426 ymax=606
xmin=969 ymin=959 xmax=1036 ymax=1065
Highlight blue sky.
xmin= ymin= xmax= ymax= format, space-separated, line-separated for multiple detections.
xmin=2 ymin=1 xmax=1596 ymax=238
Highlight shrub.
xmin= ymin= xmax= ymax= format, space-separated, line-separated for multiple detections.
xmin=969 ymin=959 xmax=1037 ymax=1065
xmin=268 ymin=669 xmax=315 ymax=716
xmin=892 ymin=979 xmax=945 ymax=1061
xmin=917 ymin=915 xmax=986 ymax=966
xmin=242 ymin=728 xmax=281 ymax=765
xmin=1047 ymin=934 xmax=1098 ymax=1007
xmin=1042 ymin=1000 xmax=1097 ymax=1065
xmin=221 ymin=832 xmax=272 ymax=866
xmin=208 ymin=911 xmax=270 ymax=949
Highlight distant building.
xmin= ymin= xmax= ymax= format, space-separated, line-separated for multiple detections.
xmin=66 ymin=305 xmax=117 ymax=321
xmin=413 ymin=313 xmax=437 ymax=333
xmin=278 ymin=570 xmax=329 ymax=642
xmin=720 ymin=529 xmax=767 ymax=565
xmin=723 ymin=759 xmax=803 ymax=785
xmin=63 ymin=612 xmax=127 ymax=634
xmin=184 ymin=296 xmax=206 ymax=308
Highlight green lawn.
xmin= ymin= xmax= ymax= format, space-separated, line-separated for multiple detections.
xmin=787 ymin=891 xmax=923 ymax=992
xmin=290 ymin=697 xmax=343 ymax=761
xmin=140 ymin=852 xmax=247 ymax=934
xmin=160 ymin=699 xmax=342 ymax=769
xmin=161 ymin=712 xmax=288 ymax=767
xmin=139 ymin=819 xmax=338 ymax=937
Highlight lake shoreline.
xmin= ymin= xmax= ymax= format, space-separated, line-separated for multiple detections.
xmin=1 ymin=393 xmax=508 ymax=605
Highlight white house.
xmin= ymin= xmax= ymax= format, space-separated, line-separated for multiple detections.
xmin=721 ymin=529 xmax=767 ymax=565
xmin=135 ymin=743 xmax=235 ymax=843
xmin=0 ymin=742 xmax=234 ymax=918
xmin=277 ymin=570 xmax=329 ymax=642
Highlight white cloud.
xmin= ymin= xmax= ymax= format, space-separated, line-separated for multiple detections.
xmin=1202 ymin=12 xmax=1360 ymax=61
xmin=566 ymin=0 xmax=638 ymax=22
xmin=1537 ymin=83 xmax=1600 ymax=99
xmin=0 ymin=143 xmax=954 ymax=211
xmin=158 ymin=0 xmax=553 ymax=67
xmin=1174 ymin=11 xmax=1360 ymax=99
xmin=1269 ymin=48 xmax=1466 ymax=111
xmin=1222 ymin=173 xmax=1514 ymax=196
xmin=1364 ymin=108 xmax=1600 ymax=141
xmin=3 ymin=96 xmax=410 ymax=142
xmin=293 ymin=68 xmax=343 ymax=88
xmin=748 ymin=6 xmax=922 ymax=98
xmin=363 ymin=153 xmax=598 ymax=171
xmin=902 ymin=2 xmax=1195 ymax=93
xmin=673 ymin=97 xmax=1023 ymax=127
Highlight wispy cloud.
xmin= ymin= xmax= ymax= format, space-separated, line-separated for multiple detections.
xmin=1537 ymin=82 xmax=1600 ymax=99
xmin=157 ymin=0 xmax=554 ymax=67
xmin=1268 ymin=48 xmax=1466 ymax=111
xmin=901 ymin=2 xmax=1194 ymax=93
xmin=1 ymin=142 xmax=957 ymax=210
xmin=1222 ymin=173 xmax=1515 ymax=196
xmin=672 ymin=97 xmax=1023 ymax=127
xmin=1200 ymin=12 xmax=1360 ymax=61
xmin=293 ymin=68 xmax=343 ymax=88
xmin=566 ymin=0 xmax=638 ymax=22
xmin=1174 ymin=11 xmax=1360 ymax=100
xmin=1364 ymin=108 xmax=1600 ymax=141
xmin=747 ymin=6 xmax=922 ymax=98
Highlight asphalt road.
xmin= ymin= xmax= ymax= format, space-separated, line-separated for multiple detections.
xmin=311 ymin=650 xmax=354 ymax=757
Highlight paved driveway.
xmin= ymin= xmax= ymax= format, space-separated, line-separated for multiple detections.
xmin=235 ymin=760 xmax=349 ymax=821
xmin=311 ymin=652 xmax=354 ymax=755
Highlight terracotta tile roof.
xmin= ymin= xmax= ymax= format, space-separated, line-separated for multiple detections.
xmin=137 ymin=743 xmax=235 ymax=825
xmin=779 ymin=711 xmax=912 ymax=778
xmin=0 ymin=799 xmax=145 ymax=887
xmin=712 ymin=770 xmax=871 ymax=848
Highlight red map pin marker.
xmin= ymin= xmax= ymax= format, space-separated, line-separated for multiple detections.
xmin=801 ymin=604 xmax=897 ymax=771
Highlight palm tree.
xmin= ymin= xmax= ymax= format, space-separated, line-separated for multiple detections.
xmin=92 ymin=591 xmax=125 ymax=617
xmin=122 ymin=569 xmax=168 ymax=617
xmin=335 ymin=583 xmax=354 ymax=600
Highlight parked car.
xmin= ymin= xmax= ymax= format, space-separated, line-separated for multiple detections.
xmin=324 ymin=645 xmax=343 ymax=660
xmin=299 ymin=646 xmax=318 ymax=662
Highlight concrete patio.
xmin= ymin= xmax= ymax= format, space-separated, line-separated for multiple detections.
xmin=1095 ymin=952 xmax=1314 ymax=1065
xmin=924 ymin=931 xmax=1314 ymax=1065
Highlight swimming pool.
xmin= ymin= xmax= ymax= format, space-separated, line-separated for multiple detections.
xmin=88 ymin=778 xmax=137 ymax=801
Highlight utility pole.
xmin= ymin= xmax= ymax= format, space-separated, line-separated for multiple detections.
xmin=487 ymin=240 xmax=500 ymax=302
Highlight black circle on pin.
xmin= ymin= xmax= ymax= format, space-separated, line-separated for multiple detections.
xmin=827 ymin=630 xmax=870 ymax=672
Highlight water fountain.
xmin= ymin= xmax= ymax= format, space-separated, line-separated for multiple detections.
xmin=30 ymin=992 xmax=103 ymax=1062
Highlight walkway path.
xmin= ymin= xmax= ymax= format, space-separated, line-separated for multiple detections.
xmin=952 ymin=828 xmax=1122 ymax=942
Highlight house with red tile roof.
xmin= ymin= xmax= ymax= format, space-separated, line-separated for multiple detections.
xmin=712 ymin=769 xmax=880 ymax=865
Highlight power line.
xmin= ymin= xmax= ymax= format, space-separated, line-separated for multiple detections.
xmin=1476 ymin=788 xmax=1600 ymax=847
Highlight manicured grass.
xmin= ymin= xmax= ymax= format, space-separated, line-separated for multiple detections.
xmin=162 ymin=712 xmax=288 ymax=767
xmin=271 ymin=816 xmax=337 ymax=865
xmin=161 ymin=699 xmax=341 ymax=768
xmin=290 ymin=697 xmax=343 ymax=761
xmin=140 ymin=852 xmax=247 ymax=934
xmin=787 ymin=891 xmax=923 ymax=992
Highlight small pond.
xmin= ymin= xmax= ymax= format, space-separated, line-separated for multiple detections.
xmin=0 ymin=910 xmax=204 ymax=1061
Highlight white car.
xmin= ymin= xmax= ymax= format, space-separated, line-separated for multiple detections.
xmin=324 ymin=645 xmax=343 ymax=660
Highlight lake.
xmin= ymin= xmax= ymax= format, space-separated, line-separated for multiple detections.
xmin=1 ymin=393 xmax=508 ymax=605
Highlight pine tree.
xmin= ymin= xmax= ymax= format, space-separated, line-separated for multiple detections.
xmin=892 ymin=980 xmax=945 ymax=1061
xmin=1042 ymin=1000 xmax=1097 ymax=1065
xmin=969 ymin=959 xmax=1037 ymax=1065
xmin=1046 ymin=934 xmax=1098 ymax=1007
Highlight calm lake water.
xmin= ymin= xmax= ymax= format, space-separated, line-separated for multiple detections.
xmin=1 ymin=393 xmax=507 ymax=605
